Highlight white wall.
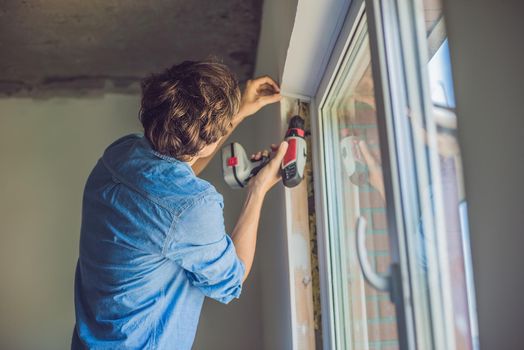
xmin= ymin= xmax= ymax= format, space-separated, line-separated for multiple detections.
xmin=0 ymin=94 xmax=141 ymax=350
xmin=249 ymin=0 xmax=299 ymax=349
xmin=0 ymin=94 xmax=262 ymax=350
xmin=444 ymin=0 xmax=524 ymax=348
xmin=194 ymin=117 xmax=264 ymax=350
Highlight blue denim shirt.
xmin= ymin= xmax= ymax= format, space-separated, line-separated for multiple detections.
xmin=72 ymin=134 xmax=245 ymax=349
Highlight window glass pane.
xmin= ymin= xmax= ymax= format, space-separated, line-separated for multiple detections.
xmin=321 ymin=14 xmax=399 ymax=350
xmin=401 ymin=0 xmax=479 ymax=348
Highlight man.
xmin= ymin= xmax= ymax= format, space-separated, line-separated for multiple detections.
xmin=72 ymin=60 xmax=287 ymax=349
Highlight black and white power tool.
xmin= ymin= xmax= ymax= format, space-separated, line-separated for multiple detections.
xmin=221 ymin=115 xmax=307 ymax=189
xmin=221 ymin=142 xmax=270 ymax=189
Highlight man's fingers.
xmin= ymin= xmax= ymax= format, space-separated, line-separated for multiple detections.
xmin=257 ymin=83 xmax=279 ymax=96
xmin=258 ymin=93 xmax=282 ymax=106
xmin=268 ymin=141 xmax=288 ymax=169
xmin=253 ymin=76 xmax=280 ymax=92
xmin=251 ymin=151 xmax=262 ymax=161
xmin=252 ymin=150 xmax=273 ymax=161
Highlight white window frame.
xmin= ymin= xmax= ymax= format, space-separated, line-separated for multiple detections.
xmin=282 ymin=0 xmax=477 ymax=348
xmin=282 ymin=0 xmax=456 ymax=348
xmin=281 ymin=0 xmax=479 ymax=347
xmin=281 ymin=1 xmax=385 ymax=348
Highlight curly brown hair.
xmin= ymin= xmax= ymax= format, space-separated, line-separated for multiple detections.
xmin=139 ymin=60 xmax=241 ymax=161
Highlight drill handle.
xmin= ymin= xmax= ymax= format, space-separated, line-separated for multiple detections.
xmin=248 ymin=155 xmax=270 ymax=181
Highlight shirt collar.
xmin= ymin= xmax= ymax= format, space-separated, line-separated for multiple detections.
xmin=139 ymin=136 xmax=195 ymax=175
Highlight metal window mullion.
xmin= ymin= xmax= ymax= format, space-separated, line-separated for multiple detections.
xmin=408 ymin=2 xmax=458 ymax=350
xmin=390 ymin=0 xmax=458 ymax=349
xmin=393 ymin=0 xmax=446 ymax=348
xmin=365 ymin=0 xmax=423 ymax=348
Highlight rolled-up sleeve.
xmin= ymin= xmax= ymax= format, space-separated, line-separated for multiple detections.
xmin=164 ymin=193 xmax=245 ymax=304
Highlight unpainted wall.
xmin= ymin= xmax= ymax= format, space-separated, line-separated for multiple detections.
xmin=0 ymin=0 xmax=262 ymax=96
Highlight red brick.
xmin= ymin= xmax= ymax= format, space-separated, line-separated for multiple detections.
xmin=364 ymin=297 xmax=396 ymax=320
xmin=366 ymin=234 xmax=390 ymax=252
xmin=379 ymin=299 xmax=397 ymax=318
xmin=375 ymin=255 xmax=392 ymax=274
xmin=371 ymin=211 xmax=388 ymax=230
xmin=364 ymin=284 xmax=389 ymax=299
xmin=364 ymin=283 xmax=378 ymax=298
xmin=366 ymin=300 xmax=379 ymax=319
xmin=367 ymin=322 xmax=398 ymax=342
xmin=354 ymin=108 xmax=378 ymax=124
xmin=359 ymin=191 xmax=386 ymax=209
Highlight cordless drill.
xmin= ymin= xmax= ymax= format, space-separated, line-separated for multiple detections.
xmin=221 ymin=115 xmax=307 ymax=189
xmin=281 ymin=115 xmax=307 ymax=188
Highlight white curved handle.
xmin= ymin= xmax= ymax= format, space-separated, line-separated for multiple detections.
xmin=356 ymin=216 xmax=390 ymax=292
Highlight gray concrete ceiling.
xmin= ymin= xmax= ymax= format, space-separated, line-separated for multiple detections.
xmin=0 ymin=0 xmax=263 ymax=97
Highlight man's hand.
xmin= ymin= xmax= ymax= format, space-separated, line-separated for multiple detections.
xmin=248 ymin=142 xmax=288 ymax=195
xmin=235 ymin=76 xmax=282 ymax=123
